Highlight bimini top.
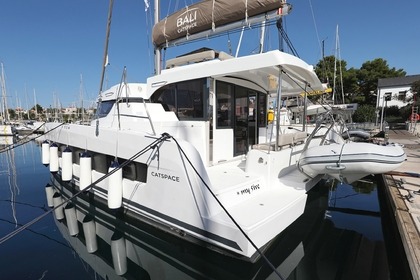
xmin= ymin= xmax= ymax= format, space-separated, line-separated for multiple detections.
xmin=146 ymin=49 xmax=323 ymax=98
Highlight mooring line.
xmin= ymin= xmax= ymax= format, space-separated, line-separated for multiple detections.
xmin=1 ymin=131 xmax=283 ymax=279
xmin=0 ymin=122 xmax=64 ymax=154
xmin=0 ymin=133 xmax=169 ymax=245
xmin=170 ymin=135 xmax=285 ymax=280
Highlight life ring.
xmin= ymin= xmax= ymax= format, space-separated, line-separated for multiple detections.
xmin=409 ymin=113 xmax=420 ymax=121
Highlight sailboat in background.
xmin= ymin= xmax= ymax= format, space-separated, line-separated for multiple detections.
xmin=13 ymin=87 xmax=35 ymax=136
xmin=332 ymin=25 xmax=344 ymax=106
xmin=0 ymin=63 xmax=15 ymax=136
xmin=26 ymin=89 xmax=46 ymax=134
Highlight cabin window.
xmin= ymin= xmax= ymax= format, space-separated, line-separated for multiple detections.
xmin=258 ymin=94 xmax=267 ymax=127
xmin=151 ymin=78 xmax=206 ymax=120
xmin=216 ymin=81 xmax=266 ymax=128
xmin=97 ymin=100 xmax=114 ymax=118
xmin=216 ymin=82 xmax=234 ymax=127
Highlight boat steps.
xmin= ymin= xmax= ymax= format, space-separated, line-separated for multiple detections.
xmin=209 ymin=187 xmax=307 ymax=242
xmin=208 ymin=161 xmax=264 ymax=191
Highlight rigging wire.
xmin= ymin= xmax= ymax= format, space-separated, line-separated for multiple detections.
xmin=0 ymin=217 xmax=74 ymax=250
xmin=115 ymin=67 xmax=127 ymax=131
xmin=308 ymin=0 xmax=323 ymax=61
xmin=143 ymin=0 xmax=154 ymax=76
xmin=6 ymin=147 xmax=19 ymax=227
xmin=0 ymin=133 xmax=170 ymax=245
xmin=1 ymin=129 xmax=285 ymax=278
xmin=169 ymin=136 xmax=285 ymax=280
xmin=276 ymin=19 xmax=299 ymax=57
xmin=0 ymin=123 xmax=63 ymax=154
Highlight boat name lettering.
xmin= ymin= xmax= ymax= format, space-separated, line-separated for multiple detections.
xmin=151 ymin=171 xmax=180 ymax=182
xmin=237 ymin=184 xmax=260 ymax=195
xmin=176 ymin=9 xmax=197 ymax=33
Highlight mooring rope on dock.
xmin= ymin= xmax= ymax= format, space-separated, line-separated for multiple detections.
xmin=386 ymin=171 xmax=420 ymax=178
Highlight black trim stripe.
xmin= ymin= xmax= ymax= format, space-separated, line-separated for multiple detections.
xmin=72 ymin=175 xmax=242 ymax=251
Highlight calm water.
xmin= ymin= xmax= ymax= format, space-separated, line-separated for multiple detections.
xmin=0 ymin=139 xmax=401 ymax=279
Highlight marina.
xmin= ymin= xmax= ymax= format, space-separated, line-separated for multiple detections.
xmin=0 ymin=0 xmax=419 ymax=279
xmin=37 ymin=0 xmax=406 ymax=267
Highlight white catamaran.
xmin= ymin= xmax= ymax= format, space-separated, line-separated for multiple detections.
xmin=42 ymin=0 xmax=405 ymax=263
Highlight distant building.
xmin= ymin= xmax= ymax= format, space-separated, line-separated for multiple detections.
xmin=376 ymin=75 xmax=420 ymax=109
xmin=63 ymin=106 xmax=77 ymax=115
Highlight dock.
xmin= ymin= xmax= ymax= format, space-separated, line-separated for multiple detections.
xmin=384 ymin=128 xmax=420 ymax=280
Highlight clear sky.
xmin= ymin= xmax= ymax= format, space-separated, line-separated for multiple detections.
xmin=0 ymin=0 xmax=419 ymax=109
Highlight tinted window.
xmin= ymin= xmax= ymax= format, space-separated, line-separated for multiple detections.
xmin=97 ymin=100 xmax=114 ymax=118
xmin=151 ymin=79 xmax=206 ymax=120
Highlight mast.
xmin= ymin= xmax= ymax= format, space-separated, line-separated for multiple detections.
xmin=337 ymin=26 xmax=345 ymax=104
xmin=0 ymin=63 xmax=10 ymax=123
xmin=98 ymin=0 xmax=114 ymax=96
xmin=332 ymin=25 xmax=338 ymax=105
xmin=332 ymin=24 xmax=345 ymax=104
xmin=259 ymin=20 xmax=266 ymax=53
xmin=33 ymin=89 xmax=38 ymax=120
xmin=80 ymin=74 xmax=85 ymax=122
xmin=154 ymin=0 xmax=161 ymax=75
xmin=25 ymin=84 xmax=30 ymax=119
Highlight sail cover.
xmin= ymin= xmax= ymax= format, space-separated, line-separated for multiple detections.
xmin=152 ymin=0 xmax=288 ymax=47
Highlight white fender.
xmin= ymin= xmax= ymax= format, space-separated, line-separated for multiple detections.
xmin=64 ymin=203 xmax=79 ymax=236
xmin=41 ymin=140 xmax=50 ymax=165
xmin=45 ymin=184 xmax=54 ymax=208
xmin=79 ymin=152 xmax=92 ymax=190
xmin=52 ymin=192 xmax=64 ymax=220
xmin=61 ymin=147 xmax=73 ymax=181
xmin=82 ymin=215 xmax=98 ymax=253
xmin=49 ymin=143 xmax=59 ymax=173
xmin=111 ymin=232 xmax=127 ymax=276
xmin=108 ymin=161 xmax=123 ymax=209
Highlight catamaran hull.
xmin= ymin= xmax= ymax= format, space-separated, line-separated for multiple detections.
xmin=44 ymin=122 xmax=319 ymax=261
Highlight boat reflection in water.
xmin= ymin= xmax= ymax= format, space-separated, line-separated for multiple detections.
xmin=48 ymin=174 xmax=390 ymax=280
xmin=0 ymin=136 xmax=19 ymax=226
xmin=0 ymin=135 xmax=15 ymax=149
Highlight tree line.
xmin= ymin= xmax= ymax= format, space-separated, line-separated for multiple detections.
xmin=314 ymin=56 xmax=419 ymax=122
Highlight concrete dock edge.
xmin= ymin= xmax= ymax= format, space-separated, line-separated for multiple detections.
xmin=384 ymin=129 xmax=420 ymax=280
xmin=383 ymin=174 xmax=420 ymax=280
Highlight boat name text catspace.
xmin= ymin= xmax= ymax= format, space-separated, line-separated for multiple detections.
xmin=151 ymin=171 xmax=180 ymax=182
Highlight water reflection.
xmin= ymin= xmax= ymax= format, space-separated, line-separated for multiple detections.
xmin=0 ymin=136 xmax=19 ymax=226
xmin=50 ymin=175 xmax=390 ymax=280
